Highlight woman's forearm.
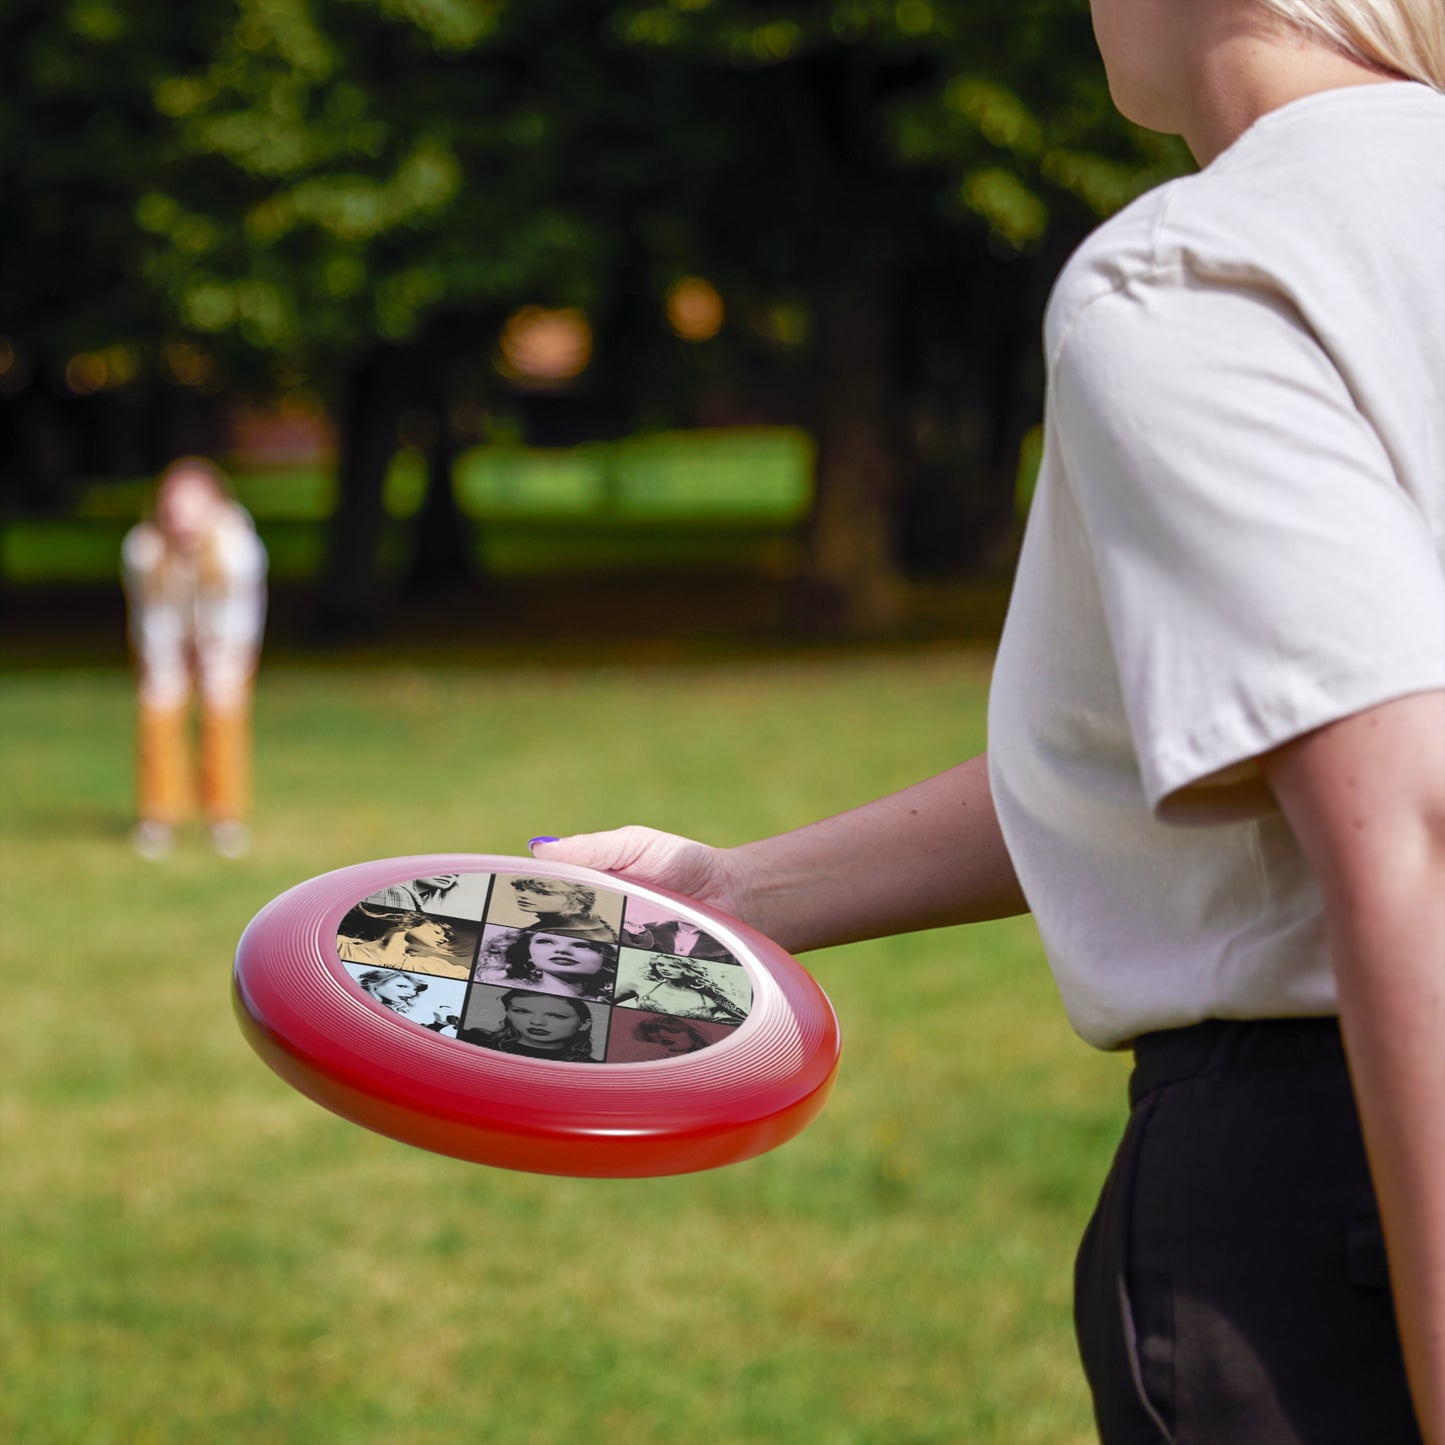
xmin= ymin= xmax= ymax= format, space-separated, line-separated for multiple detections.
xmin=725 ymin=752 xmax=1028 ymax=954
xmin=1332 ymin=888 xmax=1445 ymax=1445
xmin=531 ymin=752 xmax=1026 ymax=955
xmin=1265 ymin=690 xmax=1445 ymax=1444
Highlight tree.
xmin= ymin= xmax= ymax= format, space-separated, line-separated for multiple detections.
xmin=122 ymin=0 xmax=612 ymax=631
xmin=604 ymin=0 xmax=1191 ymax=628
xmin=3 ymin=0 xmax=1190 ymax=634
xmin=0 ymin=1 xmax=231 ymax=506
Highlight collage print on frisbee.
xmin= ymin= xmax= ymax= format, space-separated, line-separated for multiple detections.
xmin=335 ymin=871 xmax=752 ymax=1063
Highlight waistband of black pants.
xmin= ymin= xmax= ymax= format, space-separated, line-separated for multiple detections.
xmin=1129 ymin=1016 xmax=1345 ymax=1108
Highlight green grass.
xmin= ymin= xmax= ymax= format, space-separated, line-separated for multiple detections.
xmin=0 ymin=654 xmax=1127 ymax=1444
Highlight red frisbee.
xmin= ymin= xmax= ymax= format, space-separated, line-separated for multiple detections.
xmin=233 ymin=855 xmax=840 ymax=1177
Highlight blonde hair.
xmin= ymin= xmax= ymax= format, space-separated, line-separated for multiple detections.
xmin=1258 ymin=0 xmax=1445 ymax=89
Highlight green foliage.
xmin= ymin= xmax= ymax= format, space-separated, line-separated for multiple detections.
xmin=3 ymin=0 xmax=1190 ymax=384
xmin=128 ymin=0 xmax=591 ymax=367
xmin=606 ymin=0 xmax=1189 ymax=248
xmin=3 ymin=0 xmax=1191 ymax=614
xmin=0 ymin=1 xmax=184 ymax=361
xmin=0 ymin=656 xmax=1127 ymax=1443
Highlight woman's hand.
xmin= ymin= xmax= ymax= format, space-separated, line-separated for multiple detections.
xmin=531 ymin=827 xmax=752 ymax=919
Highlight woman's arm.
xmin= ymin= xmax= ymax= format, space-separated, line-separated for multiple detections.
xmin=1263 ymin=690 xmax=1445 ymax=1445
xmin=532 ymin=752 xmax=1027 ymax=954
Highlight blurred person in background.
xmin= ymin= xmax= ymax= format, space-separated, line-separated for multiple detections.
xmin=121 ymin=457 xmax=267 ymax=859
xmin=534 ymin=1 xmax=1445 ymax=1440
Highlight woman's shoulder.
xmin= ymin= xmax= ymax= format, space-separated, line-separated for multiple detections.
xmin=1043 ymin=183 xmax=1182 ymax=361
xmin=1046 ymin=83 xmax=1445 ymax=365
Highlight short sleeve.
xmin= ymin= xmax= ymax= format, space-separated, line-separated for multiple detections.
xmin=1053 ymin=273 xmax=1445 ymax=821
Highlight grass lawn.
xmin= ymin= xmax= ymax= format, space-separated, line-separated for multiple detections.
xmin=0 ymin=652 xmax=1127 ymax=1444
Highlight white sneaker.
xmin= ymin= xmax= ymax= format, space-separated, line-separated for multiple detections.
xmin=132 ymin=820 xmax=174 ymax=861
xmin=210 ymin=821 xmax=252 ymax=859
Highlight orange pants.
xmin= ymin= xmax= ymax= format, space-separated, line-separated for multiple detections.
xmin=137 ymin=692 xmax=252 ymax=826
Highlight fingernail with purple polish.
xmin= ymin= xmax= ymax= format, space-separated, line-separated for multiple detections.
xmin=528 ymin=836 xmax=559 ymax=851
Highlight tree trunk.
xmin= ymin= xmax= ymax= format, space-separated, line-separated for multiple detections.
xmin=892 ymin=237 xmax=1057 ymax=580
xmin=313 ymin=345 xmax=405 ymax=641
xmin=804 ymin=271 xmax=905 ymax=633
xmin=403 ymin=421 xmax=474 ymax=597
xmin=404 ymin=353 xmax=476 ymax=598
xmin=780 ymin=58 xmax=908 ymax=635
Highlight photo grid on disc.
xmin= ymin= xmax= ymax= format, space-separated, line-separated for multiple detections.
xmin=334 ymin=869 xmax=753 ymax=1064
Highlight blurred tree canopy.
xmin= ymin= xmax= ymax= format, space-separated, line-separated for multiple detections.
xmin=1 ymin=0 xmax=1190 ymax=633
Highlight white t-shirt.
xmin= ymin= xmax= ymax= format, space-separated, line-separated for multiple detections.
xmin=122 ymin=503 xmax=268 ymax=709
xmin=988 ymin=83 xmax=1445 ymax=1051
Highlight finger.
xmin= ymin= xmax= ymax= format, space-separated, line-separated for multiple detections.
xmin=529 ymin=827 xmax=655 ymax=873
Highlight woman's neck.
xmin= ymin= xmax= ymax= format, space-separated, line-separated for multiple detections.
xmin=1184 ymin=25 xmax=1398 ymax=161
xmin=1176 ymin=6 xmax=1400 ymax=165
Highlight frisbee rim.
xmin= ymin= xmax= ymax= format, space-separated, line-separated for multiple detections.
xmin=233 ymin=853 xmax=840 ymax=1176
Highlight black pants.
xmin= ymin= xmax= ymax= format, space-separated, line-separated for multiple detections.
xmin=1074 ymin=1018 xmax=1422 ymax=1445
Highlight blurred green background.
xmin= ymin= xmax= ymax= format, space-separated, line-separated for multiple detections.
xmin=2 ymin=430 xmax=816 ymax=585
xmin=0 ymin=1 xmax=1176 ymax=1439
xmin=2 ymin=0 xmax=1188 ymax=638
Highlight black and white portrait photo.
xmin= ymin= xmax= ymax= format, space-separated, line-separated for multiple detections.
xmin=603 ymin=1010 xmax=739 ymax=1063
xmin=343 ymin=965 xmax=466 ymax=1037
xmin=473 ymin=924 xmax=618 ymax=1001
xmin=335 ymin=904 xmax=479 ymax=980
xmin=484 ymin=874 xmax=624 ymax=943
xmin=457 ymin=985 xmax=608 ymax=1063
xmin=362 ymin=873 xmax=491 ymax=923
xmin=619 ymin=899 xmax=740 ymax=967
xmin=611 ymin=949 xmax=751 ymax=1025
